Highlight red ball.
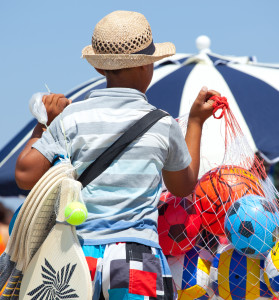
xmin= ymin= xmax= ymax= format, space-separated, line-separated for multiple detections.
xmin=158 ymin=192 xmax=202 ymax=256
xmin=194 ymin=165 xmax=265 ymax=236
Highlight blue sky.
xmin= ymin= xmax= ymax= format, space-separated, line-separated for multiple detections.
xmin=0 ymin=0 xmax=279 ymax=150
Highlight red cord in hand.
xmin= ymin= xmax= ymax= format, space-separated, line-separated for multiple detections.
xmin=210 ymin=95 xmax=229 ymax=119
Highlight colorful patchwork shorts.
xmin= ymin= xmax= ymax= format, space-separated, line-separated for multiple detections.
xmin=82 ymin=242 xmax=177 ymax=300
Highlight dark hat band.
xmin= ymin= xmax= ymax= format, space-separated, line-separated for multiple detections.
xmin=132 ymin=40 xmax=155 ymax=55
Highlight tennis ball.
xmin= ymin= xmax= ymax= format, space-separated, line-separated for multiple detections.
xmin=64 ymin=202 xmax=88 ymax=226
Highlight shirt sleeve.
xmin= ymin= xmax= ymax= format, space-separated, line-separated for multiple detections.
xmin=163 ymin=117 xmax=191 ymax=171
xmin=32 ymin=115 xmax=68 ymax=163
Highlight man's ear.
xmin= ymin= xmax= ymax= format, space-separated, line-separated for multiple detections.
xmin=94 ymin=68 xmax=106 ymax=76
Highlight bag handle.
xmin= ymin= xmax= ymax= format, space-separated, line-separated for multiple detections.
xmin=78 ymin=109 xmax=169 ymax=188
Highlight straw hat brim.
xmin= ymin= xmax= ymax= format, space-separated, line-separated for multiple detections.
xmin=82 ymin=42 xmax=176 ymax=70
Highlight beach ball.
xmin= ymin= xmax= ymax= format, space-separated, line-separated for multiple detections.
xmin=224 ymin=195 xmax=279 ymax=258
xmin=194 ymin=165 xmax=264 ymax=236
xmin=210 ymin=245 xmax=273 ymax=300
xmin=167 ymin=246 xmax=213 ymax=299
xmin=158 ymin=193 xmax=202 ymax=256
xmin=264 ymin=242 xmax=279 ymax=296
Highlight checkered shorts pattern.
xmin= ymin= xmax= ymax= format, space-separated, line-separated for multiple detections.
xmin=82 ymin=242 xmax=177 ymax=300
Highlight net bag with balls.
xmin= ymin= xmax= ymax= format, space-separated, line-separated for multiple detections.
xmin=161 ymin=95 xmax=279 ymax=299
xmin=192 ymin=95 xmax=279 ymax=237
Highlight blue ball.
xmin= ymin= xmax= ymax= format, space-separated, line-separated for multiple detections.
xmin=224 ymin=195 xmax=279 ymax=258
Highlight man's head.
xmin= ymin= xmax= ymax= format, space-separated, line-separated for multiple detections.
xmin=95 ymin=63 xmax=154 ymax=93
xmin=82 ymin=10 xmax=175 ymax=71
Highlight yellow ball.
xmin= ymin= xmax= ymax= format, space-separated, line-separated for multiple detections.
xmin=64 ymin=202 xmax=88 ymax=226
xmin=264 ymin=242 xmax=279 ymax=297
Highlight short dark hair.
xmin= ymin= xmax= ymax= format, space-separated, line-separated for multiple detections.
xmin=104 ymin=69 xmax=122 ymax=75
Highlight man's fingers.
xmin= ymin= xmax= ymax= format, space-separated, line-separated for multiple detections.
xmin=42 ymin=94 xmax=54 ymax=107
xmin=207 ymin=89 xmax=221 ymax=100
xmin=195 ymin=86 xmax=221 ymax=104
xmin=40 ymin=93 xmax=72 ymax=125
xmin=52 ymin=94 xmax=66 ymax=107
xmin=194 ymin=87 xmax=222 ymax=107
xmin=44 ymin=94 xmax=69 ymax=112
xmin=57 ymin=97 xmax=71 ymax=111
xmin=195 ymin=86 xmax=208 ymax=104
xmin=41 ymin=93 xmax=71 ymax=122
xmin=205 ymin=99 xmax=215 ymax=107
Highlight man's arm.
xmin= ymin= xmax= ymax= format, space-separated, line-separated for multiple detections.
xmin=15 ymin=124 xmax=51 ymax=190
xmin=162 ymin=87 xmax=220 ymax=197
xmin=15 ymin=94 xmax=71 ymax=190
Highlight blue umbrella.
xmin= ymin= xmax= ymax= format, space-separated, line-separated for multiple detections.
xmin=1 ymin=36 xmax=279 ymax=196
xmin=0 ymin=77 xmax=106 ymax=196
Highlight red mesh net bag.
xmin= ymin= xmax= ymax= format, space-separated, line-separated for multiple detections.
xmin=158 ymin=95 xmax=279 ymax=299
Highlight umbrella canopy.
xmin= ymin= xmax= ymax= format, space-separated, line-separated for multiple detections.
xmin=1 ymin=36 xmax=279 ymax=196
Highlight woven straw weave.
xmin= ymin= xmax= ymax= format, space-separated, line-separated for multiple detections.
xmin=82 ymin=11 xmax=175 ymax=70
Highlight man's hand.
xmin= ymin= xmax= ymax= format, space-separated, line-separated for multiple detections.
xmin=188 ymin=86 xmax=220 ymax=126
xmin=42 ymin=94 xmax=72 ymax=125
xmin=162 ymin=87 xmax=222 ymax=197
xmin=15 ymin=93 xmax=71 ymax=190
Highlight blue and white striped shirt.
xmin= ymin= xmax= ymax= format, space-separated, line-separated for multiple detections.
xmin=33 ymin=88 xmax=191 ymax=248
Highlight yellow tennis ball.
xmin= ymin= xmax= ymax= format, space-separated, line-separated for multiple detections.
xmin=64 ymin=202 xmax=88 ymax=226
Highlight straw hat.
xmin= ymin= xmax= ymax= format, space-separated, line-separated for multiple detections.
xmin=82 ymin=11 xmax=176 ymax=70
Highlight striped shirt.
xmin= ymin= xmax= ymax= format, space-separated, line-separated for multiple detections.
xmin=33 ymin=88 xmax=191 ymax=248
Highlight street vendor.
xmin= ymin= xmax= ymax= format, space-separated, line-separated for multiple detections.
xmin=15 ymin=10 xmax=219 ymax=300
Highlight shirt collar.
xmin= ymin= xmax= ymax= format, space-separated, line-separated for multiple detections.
xmin=88 ymin=88 xmax=148 ymax=102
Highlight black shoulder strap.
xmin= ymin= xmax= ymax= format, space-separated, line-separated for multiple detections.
xmin=78 ymin=109 xmax=169 ymax=188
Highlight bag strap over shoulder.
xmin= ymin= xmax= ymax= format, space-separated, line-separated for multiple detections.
xmin=78 ymin=109 xmax=169 ymax=188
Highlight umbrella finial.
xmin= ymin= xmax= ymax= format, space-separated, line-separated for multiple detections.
xmin=196 ymin=35 xmax=211 ymax=53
